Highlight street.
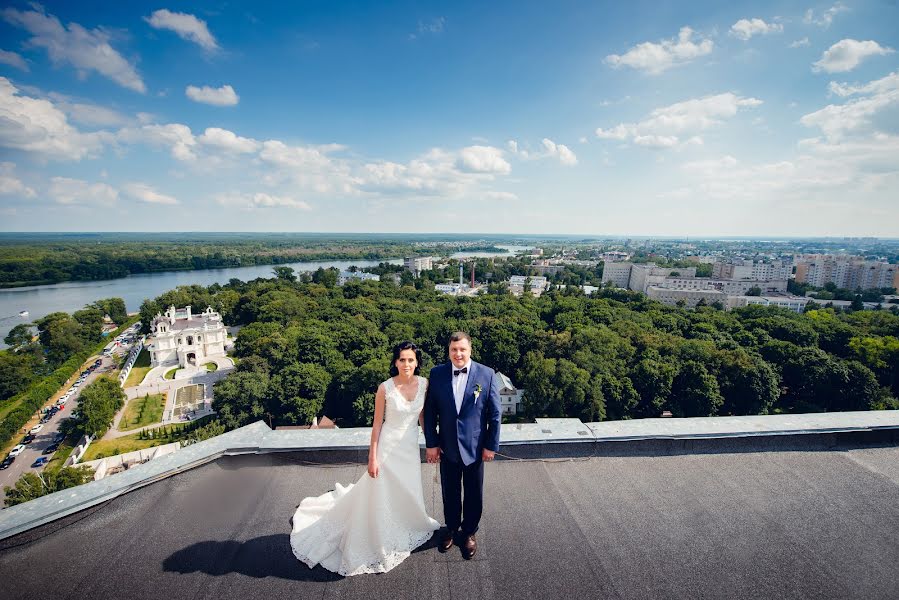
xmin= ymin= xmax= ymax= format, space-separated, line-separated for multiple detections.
xmin=0 ymin=343 xmax=130 ymax=505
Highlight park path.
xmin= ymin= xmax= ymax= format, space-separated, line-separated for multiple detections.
xmin=104 ymin=363 xmax=232 ymax=440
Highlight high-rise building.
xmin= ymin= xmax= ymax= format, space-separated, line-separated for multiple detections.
xmin=403 ymin=256 xmax=433 ymax=276
xmin=794 ymin=255 xmax=898 ymax=289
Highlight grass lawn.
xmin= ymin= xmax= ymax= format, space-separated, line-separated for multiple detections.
xmin=123 ymin=348 xmax=152 ymax=387
xmin=203 ymin=362 xmax=218 ymax=372
xmin=81 ymin=434 xmax=165 ymax=461
xmin=164 ymin=367 xmax=178 ymax=380
xmin=117 ymin=393 xmax=166 ymax=431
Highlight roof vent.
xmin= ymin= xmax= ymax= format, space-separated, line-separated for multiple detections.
xmin=541 ymin=429 xmax=552 ymax=434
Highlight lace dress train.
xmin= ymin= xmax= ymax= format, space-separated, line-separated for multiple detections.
xmin=289 ymin=376 xmax=439 ymax=576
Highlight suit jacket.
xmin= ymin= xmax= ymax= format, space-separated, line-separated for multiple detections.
xmin=424 ymin=360 xmax=501 ymax=466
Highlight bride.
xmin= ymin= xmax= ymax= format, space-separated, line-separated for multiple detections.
xmin=289 ymin=341 xmax=440 ymax=575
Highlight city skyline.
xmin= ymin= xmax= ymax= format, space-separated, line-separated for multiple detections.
xmin=0 ymin=1 xmax=897 ymax=236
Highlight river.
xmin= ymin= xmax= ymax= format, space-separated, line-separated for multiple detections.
xmin=0 ymin=245 xmax=531 ymax=348
xmin=0 ymin=258 xmax=401 ymax=349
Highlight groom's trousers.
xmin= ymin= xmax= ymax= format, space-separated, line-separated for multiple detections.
xmin=439 ymin=458 xmax=484 ymax=536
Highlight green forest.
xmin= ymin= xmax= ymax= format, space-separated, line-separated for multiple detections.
xmin=0 ymin=234 xmax=426 ymax=288
xmin=134 ymin=275 xmax=899 ymax=432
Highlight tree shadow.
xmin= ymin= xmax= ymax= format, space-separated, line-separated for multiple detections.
xmin=163 ymin=534 xmax=343 ymax=582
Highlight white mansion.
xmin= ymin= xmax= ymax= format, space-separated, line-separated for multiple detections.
xmin=148 ymin=306 xmax=227 ymax=368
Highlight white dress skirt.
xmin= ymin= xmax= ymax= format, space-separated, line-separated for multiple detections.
xmin=289 ymin=376 xmax=440 ymax=576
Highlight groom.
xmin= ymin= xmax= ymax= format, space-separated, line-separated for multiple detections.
xmin=424 ymin=331 xmax=501 ymax=560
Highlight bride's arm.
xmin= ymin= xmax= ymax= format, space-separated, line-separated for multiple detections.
xmin=419 ymin=379 xmax=427 ymax=430
xmin=368 ymin=383 xmax=386 ymax=478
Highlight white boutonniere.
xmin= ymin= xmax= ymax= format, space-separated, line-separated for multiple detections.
xmin=474 ymin=384 xmax=482 ymax=401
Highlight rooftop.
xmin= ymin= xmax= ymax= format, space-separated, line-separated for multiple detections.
xmin=1 ymin=413 xmax=898 ymax=599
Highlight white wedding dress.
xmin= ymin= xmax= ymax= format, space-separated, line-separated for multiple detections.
xmin=290 ymin=375 xmax=440 ymax=576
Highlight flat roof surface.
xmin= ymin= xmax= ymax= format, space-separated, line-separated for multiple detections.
xmin=2 ymin=443 xmax=898 ymax=600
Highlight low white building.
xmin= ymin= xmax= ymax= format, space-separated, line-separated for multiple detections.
xmin=435 ymin=283 xmax=467 ymax=295
xmin=728 ymin=295 xmax=810 ymax=313
xmin=508 ymin=275 xmax=549 ymax=296
xmin=646 ymin=286 xmax=729 ymax=308
xmin=147 ymin=306 xmax=227 ymax=368
xmin=337 ymin=271 xmax=381 ymax=285
xmin=496 ymin=372 xmax=523 ymax=415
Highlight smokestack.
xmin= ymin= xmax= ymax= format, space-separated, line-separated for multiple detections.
xmin=471 ymin=262 xmax=475 ymax=287
xmin=459 ymin=264 xmax=463 ymax=286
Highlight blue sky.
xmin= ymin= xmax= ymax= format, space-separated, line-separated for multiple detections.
xmin=0 ymin=1 xmax=897 ymax=236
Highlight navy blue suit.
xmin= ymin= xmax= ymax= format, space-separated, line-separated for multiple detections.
xmin=424 ymin=361 xmax=501 ymax=535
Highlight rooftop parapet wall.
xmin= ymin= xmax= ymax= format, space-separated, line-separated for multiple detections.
xmin=1 ymin=411 xmax=898 ymax=541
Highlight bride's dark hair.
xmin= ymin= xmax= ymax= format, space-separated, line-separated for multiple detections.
xmin=389 ymin=341 xmax=422 ymax=377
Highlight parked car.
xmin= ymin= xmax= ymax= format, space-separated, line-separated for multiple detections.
xmin=9 ymin=444 xmax=26 ymax=457
xmin=43 ymin=443 xmax=60 ymax=455
xmin=31 ymin=456 xmax=49 ymax=468
xmin=53 ymin=432 xmax=66 ymax=443
xmin=29 ymin=424 xmax=44 ymax=434
xmin=0 ymin=456 xmax=14 ymax=469
xmin=22 ymin=434 xmax=36 ymax=444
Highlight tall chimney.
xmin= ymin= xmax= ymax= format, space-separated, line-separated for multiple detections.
xmin=459 ymin=264 xmax=463 ymax=286
xmin=471 ymin=262 xmax=475 ymax=287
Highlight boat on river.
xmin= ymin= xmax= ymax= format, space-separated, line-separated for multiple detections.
xmin=19 ymin=310 xmax=29 ymax=317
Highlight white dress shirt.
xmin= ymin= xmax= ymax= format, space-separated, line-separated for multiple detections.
xmin=452 ymin=360 xmax=471 ymax=414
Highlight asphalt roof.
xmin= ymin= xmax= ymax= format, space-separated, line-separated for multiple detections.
xmin=1 ymin=442 xmax=898 ymax=600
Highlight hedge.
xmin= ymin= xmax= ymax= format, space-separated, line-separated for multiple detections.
xmin=0 ymin=316 xmax=139 ymax=448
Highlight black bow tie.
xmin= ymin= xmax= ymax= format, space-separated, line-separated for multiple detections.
xmin=453 ymin=367 xmax=468 ymax=376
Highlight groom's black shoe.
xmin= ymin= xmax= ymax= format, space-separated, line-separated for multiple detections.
xmin=439 ymin=528 xmax=456 ymax=553
xmin=462 ymin=534 xmax=477 ymax=560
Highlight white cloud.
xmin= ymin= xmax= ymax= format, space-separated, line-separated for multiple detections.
xmin=634 ymin=135 xmax=679 ymax=149
xmin=677 ymin=69 xmax=899 ymax=210
xmin=803 ymin=3 xmax=849 ymax=29
xmin=456 ymin=145 xmax=511 ymax=174
xmin=145 ymin=9 xmax=218 ymax=51
xmin=118 ymin=123 xmax=197 ymax=161
xmin=790 ymin=37 xmax=810 ymax=48
xmin=801 ymin=71 xmax=899 ymax=139
xmin=485 ymin=191 xmax=518 ymax=201
xmin=813 ymin=39 xmax=894 ymax=73
xmin=185 ymin=84 xmax=239 ymax=106
xmin=0 ymin=77 xmax=111 ymax=160
xmin=730 ymin=18 xmax=783 ymax=41
xmin=259 ymin=140 xmax=335 ymax=170
xmin=605 ymin=27 xmax=713 ymax=74
xmin=540 ymin=138 xmax=578 ymax=165
xmin=505 ymin=138 xmax=577 ymax=165
xmin=828 ymin=71 xmax=899 ymax=98
xmin=123 ymin=182 xmax=178 ymax=205
xmin=44 ymin=93 xmax=131 ymax=127
xmin=216 ymin=192 xmax=311 ymax=210
xmin=48 ymin=177 xmax=117 ymax=206
xmin=0 ymin=162 xmax=36 ymax=197
xmin=0 ymin=49 xmax=28 ymax=71
xmin=2 ymin=6 xmax=145 ymax=93
xmin=409 ymin=17 xmax=445 ymax=40
xmin=595 ymin=93 xmax=762 ymax=149
xmin=198 ymin=127 xmax=259 ymax=153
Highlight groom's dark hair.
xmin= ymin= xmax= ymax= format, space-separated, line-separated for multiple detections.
xmin=389 ymin=341 xmax=422 ymax=377
xmin=447 ymin=331 xmax=471 ymax=346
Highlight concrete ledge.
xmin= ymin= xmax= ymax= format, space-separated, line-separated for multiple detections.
xmin=1 ymin=410 xmax=898 ymax=541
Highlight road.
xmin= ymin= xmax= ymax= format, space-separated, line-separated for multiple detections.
xmin=0 ymin=343 xmax=132 ymax=505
